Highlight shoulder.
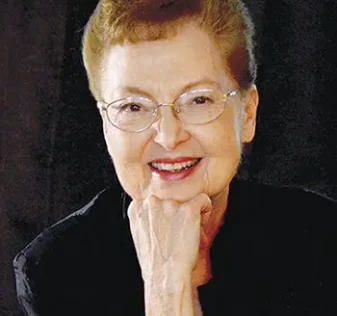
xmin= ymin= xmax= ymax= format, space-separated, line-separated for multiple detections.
xmin=229 ymin=177 xmax=336 ymax=221
xmin=231 ymin=177 xmax=336 ymax=204
xmin=229 ymin=177 xmax=337 ymax=274
xmin=14 ymin=187 xmax=125 ymax=267
xmin=13 ymin=188 xmax=140 ymax=314
xmin=225 ymin=178 xmax=337 ymax=271
xmin=209 ymin=179 xmax=337 ymax=314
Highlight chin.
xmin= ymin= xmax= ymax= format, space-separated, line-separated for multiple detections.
xmin=152 ymin=185 xmax=205 ymax=203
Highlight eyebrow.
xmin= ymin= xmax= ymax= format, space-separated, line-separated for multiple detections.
xmin=120 ymin=78 xmax=221 ymax=100
xmin=120 ymin=86 xmax=154 ymax=100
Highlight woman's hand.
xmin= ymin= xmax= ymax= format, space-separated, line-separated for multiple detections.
xmin=127 ymin=193 xmax=212 ymax=315
xmin=128 ymin=193 xmax=212 ymax=283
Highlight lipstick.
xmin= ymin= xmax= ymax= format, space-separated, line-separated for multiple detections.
xmin=149 ymin=157 xmax=202 ymax=181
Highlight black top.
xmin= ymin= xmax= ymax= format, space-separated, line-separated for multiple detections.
xmin=13 ymin=178 xmax=337 ymax=316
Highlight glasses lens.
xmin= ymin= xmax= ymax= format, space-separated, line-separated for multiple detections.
xmin=177 ymin=88 xmax=226 ymax=124
xmin=107 ymin=96 xmax=156 ymax=132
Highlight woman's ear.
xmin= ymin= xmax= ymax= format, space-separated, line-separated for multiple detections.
xmin=240 ymin=84 xmax=259 ymax=143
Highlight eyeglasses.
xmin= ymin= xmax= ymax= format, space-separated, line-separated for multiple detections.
xmin=98 ymin=87 xmax=240 ymax=133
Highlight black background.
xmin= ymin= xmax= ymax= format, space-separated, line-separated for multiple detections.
xmin=1 ymin=0 xmax=336 ymax=315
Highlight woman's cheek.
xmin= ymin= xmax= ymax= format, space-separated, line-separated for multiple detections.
xmin=116 ymin=162 xmax=148 ymax=199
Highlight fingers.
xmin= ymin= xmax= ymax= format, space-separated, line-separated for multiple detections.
xmin=182 ymin=193 xmax=212 ymax=226
xmin=129 ymin=193 xmax=212 ymax=228
xmin=128 ymin=196 xmax=180 ymax=220
xmin=127 ymin=193 xmax=213 ymax=280
xmin=127 ymin=199 xmax=141 ymax=221
xmin=128 ymin=196 xmax=171 ymax=259
xmin=184 ymin=193 xmax=212 ymax=213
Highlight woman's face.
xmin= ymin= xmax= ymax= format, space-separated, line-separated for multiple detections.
xmin=99 ymin=23 xmax=258 ymax=203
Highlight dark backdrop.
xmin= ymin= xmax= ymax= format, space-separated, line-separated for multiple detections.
xmin=1 ymin=0 xmax=336 ymax=315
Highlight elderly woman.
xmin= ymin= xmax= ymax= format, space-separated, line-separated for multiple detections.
xmin=13 ymin=0 xmax=337 ymax=315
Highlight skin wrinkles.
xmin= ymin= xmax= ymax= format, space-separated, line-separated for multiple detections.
xmin=100 ymin=22 xmax=259 ymax=288
xmin=108 ymin=78 xmax=225 ymax=103
xmin=101 ymin=21 xmax=258 ymax=207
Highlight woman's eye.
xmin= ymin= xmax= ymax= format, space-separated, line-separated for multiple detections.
xmin=120 ymin=103 xmax=141 ymax=112
xmin=193 ymin=96 xmax=212 ymax=105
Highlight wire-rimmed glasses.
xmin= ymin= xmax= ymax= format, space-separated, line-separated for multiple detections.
xmin=98 ymin=87 xmax=239 ymax=133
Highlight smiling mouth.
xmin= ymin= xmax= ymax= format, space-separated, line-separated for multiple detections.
xmin=149 ymin=158 xmax=202 ymax=172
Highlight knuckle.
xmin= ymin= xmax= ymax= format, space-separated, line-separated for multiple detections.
xmin=147 ymin=195 xmax=159 ymax=209
xmin=163 ymin=200 xmax=179 ymax=216
xmin=197 ymin=193 xmax=212 ymax=208
xmin=127 ymin=200 xmax=143 ymax=220
xmin=163 ymin=199 xmax=179 ymax=210
xmin=179 ymin=203 xmax=193 ymax=215
xmin=199 ymin=192 xmax=211 ymax=203
xmin=127 ymin=201 xmax=136 ymax=219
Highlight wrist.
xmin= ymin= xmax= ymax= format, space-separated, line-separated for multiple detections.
xmin=144 ymin=278 xmax=193 ymax=316
xmin=144 ymin=259 xmax=191 ymax=289
xmin=145 ymin=270 xmax=191 ymax=294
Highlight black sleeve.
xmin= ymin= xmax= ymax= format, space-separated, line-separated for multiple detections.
xmin=12 ymin=189 xmax=144 ymax=316
xmin=12 ymin=229 xmax=106 ymax=316
xmin=13 ymin=248 xmax=103 ymax=316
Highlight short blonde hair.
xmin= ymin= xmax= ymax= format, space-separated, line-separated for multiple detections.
xmin=82 ymin=0 xmax=257 ymax=101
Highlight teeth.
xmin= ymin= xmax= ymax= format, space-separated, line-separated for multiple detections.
xmin=151 ymin=159 xmax=200 ymax=172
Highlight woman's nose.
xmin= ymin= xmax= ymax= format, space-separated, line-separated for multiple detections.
xmin=152 ymin=106 xmax=190 ymax=151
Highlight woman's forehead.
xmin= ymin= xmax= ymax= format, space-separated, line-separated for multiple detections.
xmin=100 ymin=24 xmax=234 ymax=100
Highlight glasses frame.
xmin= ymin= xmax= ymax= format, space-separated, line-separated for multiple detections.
xmin=98 ymin=87 xmax=240 ymax=133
